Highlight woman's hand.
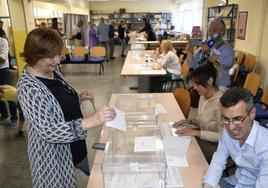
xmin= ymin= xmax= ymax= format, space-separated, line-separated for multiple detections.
xmin=82 ymin=106 xmax=116 ymax=129
xmin=175 ymin=127 xmax=200 ymax=137
xmin=172 ymin=119 xmax=191 ymax=128
xmin=79 ymin=91 xmax=94 ymax=102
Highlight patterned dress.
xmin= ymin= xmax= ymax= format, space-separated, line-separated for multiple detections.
xmin=17 ymin=69 xmax=87 ymax=188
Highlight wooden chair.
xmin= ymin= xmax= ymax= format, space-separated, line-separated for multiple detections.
xmin=243 ymin=72 xmax=261 ymax=96
xmin=244 ymin=54 xmax=256 ymax=72
xmin=88 ymin=46 xmax=105 ymax=75
xmin=173 ymin=88 xmax=191 ymax=118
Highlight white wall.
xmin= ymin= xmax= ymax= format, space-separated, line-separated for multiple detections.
xmin=258 ymin=1 xmax=268 ymax=86
xmin=33 ymin=0 xmax=89 ymax=16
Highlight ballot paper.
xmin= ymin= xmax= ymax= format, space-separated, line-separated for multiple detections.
xmin=163 ymin=136 xmax=191 ymax=167
xmin=106 ymin=107 xmax=127 ymax=131
xmin=134 ymin=136 xmax=156 ymax=152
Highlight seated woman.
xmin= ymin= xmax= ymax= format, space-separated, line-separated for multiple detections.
xmin=150 ymin=40 xmax=181 ymax=92
xmin=173 ymin=61 xmax=226 ymax=163
xmin=158 ymin=40 xmax=181 ymax=79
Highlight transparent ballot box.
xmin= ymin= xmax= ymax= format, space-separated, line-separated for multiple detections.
xmin=102 ymin=95 xmax=167 ymax=188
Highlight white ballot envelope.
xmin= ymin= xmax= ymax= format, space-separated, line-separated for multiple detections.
xmin=106 ymin=107 xmax=127 ymax=131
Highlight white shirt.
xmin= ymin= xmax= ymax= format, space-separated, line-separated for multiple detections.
xmin=0 ymin=37 xmax=9 ymax=69
xmin=158 ymin=51 xmax=181 ymax=79
xmin=204 ymin=121 xmax=268 ymax=188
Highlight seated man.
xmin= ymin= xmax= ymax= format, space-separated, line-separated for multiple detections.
xmin=203 ymin=87 xmax=268 ymax=188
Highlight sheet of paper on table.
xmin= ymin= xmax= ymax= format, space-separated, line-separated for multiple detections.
xmin=106 ymin=107 xmax=127 ymax=131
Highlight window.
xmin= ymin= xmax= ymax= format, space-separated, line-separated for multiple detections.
xmin=176 ymin=0 xmax=203 ymax=35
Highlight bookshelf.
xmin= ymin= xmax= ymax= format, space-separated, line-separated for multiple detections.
xmin=207 ymin=4 xmax=238 ymax=47
xmin=90 ymin=12 xmax=172 ymax=32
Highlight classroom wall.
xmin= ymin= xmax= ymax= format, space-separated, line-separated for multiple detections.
xmin=203 ymin=0 xmax=268 ymax=86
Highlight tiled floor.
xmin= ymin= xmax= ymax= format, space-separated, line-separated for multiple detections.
xmin=0 ymin=46 xmax=197 ymax=188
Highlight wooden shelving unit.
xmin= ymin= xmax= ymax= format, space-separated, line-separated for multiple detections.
xmin=90 ymin=12 xmax=172 ymax=32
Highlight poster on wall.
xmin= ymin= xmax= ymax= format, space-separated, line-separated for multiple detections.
xmin=237 ymin=11 xmax=248 ymax=40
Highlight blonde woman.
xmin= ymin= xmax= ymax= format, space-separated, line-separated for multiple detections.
xmin=158 ymin=40 xmax=181 ymax=79
xmin=150 ymin=40 xmax=181 ymax=92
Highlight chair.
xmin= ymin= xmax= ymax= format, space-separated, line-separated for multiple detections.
xmin=70 ymin=46 xmax=87 ymax=63
xmin=255 ymin=84 xmax=268 ymax=120
xmin=243 ymin=72 xmax=261 ymax=96
xmin=168 ymin=63 xmax=190 ymax=91
xmin=231 ymin=51 xmax=245 ymax=82
xmin=88 ymin=46 xmax=105 ymax=75
xmin=173 ymin=88 xmax=191 ymax=118
xmin=244 ymin=54 xmax=256 ymax=72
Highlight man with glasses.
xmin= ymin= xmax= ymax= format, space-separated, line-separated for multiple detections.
xmin=203 ymin=87 xmax=268 ymax=188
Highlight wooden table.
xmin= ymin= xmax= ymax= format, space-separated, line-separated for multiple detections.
xmin=121 ymin=50 xmax=166 ymax=76
xmin=121 ymin=50 xmax=166 ymax=92
xmin=87 ymin=93 xmax=208 ymax=188
xmin=130 ymin=40 xmax=160 ymax=50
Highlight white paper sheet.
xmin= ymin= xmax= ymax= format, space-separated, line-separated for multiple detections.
xmin=106 ymin=107 xmax=127 ymax=131
xmin=134 ymin=136 xmax=156 ymax=152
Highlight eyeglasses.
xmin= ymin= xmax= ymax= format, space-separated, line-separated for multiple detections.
xmin=221 ymin=107 xmax=253 ymax=126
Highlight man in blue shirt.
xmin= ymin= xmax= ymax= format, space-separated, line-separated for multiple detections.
xmin=203 ymin=87 xmax=268 ymax=188
xmin=186 ymin=18 xmax=235 ymax=87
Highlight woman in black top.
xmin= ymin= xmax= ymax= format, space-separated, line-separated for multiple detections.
xmin=18 ymin=28 xmax=116 ymax=188
xmin=138 ymin=18 xmax=152 ymax=33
